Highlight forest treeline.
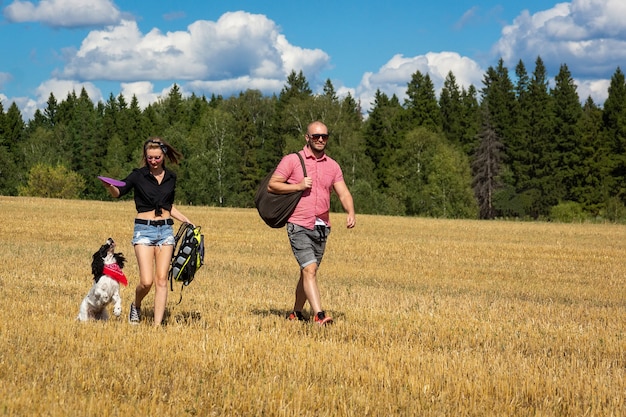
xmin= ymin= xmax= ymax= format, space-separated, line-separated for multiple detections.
xmin=1 ymin=56 xmax=626 ymax=222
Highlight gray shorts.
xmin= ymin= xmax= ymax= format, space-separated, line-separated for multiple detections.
xmin=287 ymin=223 xmax=330 ymax=269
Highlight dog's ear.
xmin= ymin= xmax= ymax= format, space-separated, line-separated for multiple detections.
xmin=114 ymin=253 xmax=127 ymax=269
xmin=92 ymin=250 xmax=105 ymax=281
xmin=98 ymin=244 xmax=109 ymax=258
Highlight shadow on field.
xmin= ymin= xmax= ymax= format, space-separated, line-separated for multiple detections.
xmin=250 ymin=307 xmax=345 ymax=322
xmin=172 ymin=310 xmax=202 ymax=325
xmin=141 ymin=307 xmax=203 ymax=326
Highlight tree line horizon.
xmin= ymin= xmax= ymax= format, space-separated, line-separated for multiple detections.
xmin=1 ymin=55 xmax=625 ymax=222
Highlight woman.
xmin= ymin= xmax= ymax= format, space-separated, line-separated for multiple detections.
xmin=102 ymin=137 xmax=193 ymax=326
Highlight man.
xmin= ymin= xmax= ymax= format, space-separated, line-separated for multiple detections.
xmin=268 ymin=121 xmax=356 ymax=326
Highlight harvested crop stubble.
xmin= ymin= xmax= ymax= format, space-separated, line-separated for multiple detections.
xmin=0 ymin=196 xmax=624 ymax=416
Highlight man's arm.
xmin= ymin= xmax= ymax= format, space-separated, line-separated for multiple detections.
xmin=333 ymin=180 xmax=356 ymax=228
xmin=268 ymin=174 xmax=311 ymax=194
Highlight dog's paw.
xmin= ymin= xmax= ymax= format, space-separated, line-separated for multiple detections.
xmin=113 ymin=307 xmax=122 ymax=317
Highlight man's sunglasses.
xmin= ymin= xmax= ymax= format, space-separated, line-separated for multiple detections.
xmin=308 ymin=133 xmax=329 ymax=141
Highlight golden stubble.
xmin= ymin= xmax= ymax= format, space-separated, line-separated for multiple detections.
xmin=0 ymin=196 xmax=624 ymax=416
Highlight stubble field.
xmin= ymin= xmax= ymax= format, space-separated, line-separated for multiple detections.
xmin=0 ymin=196 xmax=624 ymax=416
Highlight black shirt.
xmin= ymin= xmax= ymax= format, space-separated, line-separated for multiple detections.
xmin=117 ymin=166 xmax=176 ymax=215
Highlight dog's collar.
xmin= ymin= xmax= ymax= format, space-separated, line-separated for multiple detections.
xmin=103 ymin=264 xmax=128 ymax=286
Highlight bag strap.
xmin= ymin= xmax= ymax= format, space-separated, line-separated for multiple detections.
xmin=169 ymin=222 xmax=191 ymax=292
xmin=295 ymin=152 xmax=307 ymax=177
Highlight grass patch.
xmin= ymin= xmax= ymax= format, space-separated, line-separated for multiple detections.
xmin=0 ymin=196 xmax=624 ymax=416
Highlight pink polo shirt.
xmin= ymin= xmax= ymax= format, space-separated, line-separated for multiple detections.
xmin=274 ymin=146 xmax=344 ymax=230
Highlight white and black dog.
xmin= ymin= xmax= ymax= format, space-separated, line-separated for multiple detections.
xmin=77 ymin=238 xmax=128 ymax=321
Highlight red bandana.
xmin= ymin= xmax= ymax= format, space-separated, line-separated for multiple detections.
xmin=103 ymin=264 xmax=128 ymax=286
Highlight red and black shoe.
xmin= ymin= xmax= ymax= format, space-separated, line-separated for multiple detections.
xmin=286 ymin=311 xmax=306 ymax=321
xmin=314 ymin=311 xmax=333 ymax=326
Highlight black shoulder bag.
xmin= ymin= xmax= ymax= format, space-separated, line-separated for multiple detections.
xmin=254 ymin=152 xmax=307 ymax=228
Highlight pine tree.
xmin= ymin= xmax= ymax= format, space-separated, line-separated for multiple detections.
xmin=550 ymin=64 xmax=582 ymax=202
xmin=576 ymin=97 xmax=608 ymax=214
xmin=602 ymin=67 xmax=626 ymax=203
xmin=472 ymin=104 xmax=504 ymax=219
xmin=364 ymin=90 xmax=404 ymax=188
xmin=458 ymin=85 xmax=481 ymax=154
xmin=404 ymin=71 xmax=441 ymax=131
xmin=43 ymin=93 xmax=58 ymax=128
xmin=439 ymin=71 xmax=464 ymax=146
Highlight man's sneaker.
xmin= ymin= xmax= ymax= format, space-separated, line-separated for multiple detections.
xmin=314 ymin=311 xmax=333 ymax=326
xmin=286 ymin=311 xmax=305 ymax=321
xmin=129 ymin=303 xmax=140 ymax=324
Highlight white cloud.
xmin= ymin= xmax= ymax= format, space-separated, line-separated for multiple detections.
xmin=1 ymin=93 xmax=39 ymax=121
xmin=354 ymin=52 xmax=485 ymax=114
xmin=575 ymin=77 xmax=610 ymax=104
xmin=35 ymin=78 xmax=102 ymax=107
xmin=7 ymin=4 xmax=621 ymax=120
xmin=187 ymin=77 xmax=284 ymax=97
xmin=2 ymin=78 xmax=102 ymax=121
xmin=60 ymin=11 xmax=330 ymax=96
xmin=3 ymin=0 xmax=122 ymax=28
xmin=120 ymin=82 xmax=162 ymax=110
xmin=493 ymin=0 xmax=626 ymax=79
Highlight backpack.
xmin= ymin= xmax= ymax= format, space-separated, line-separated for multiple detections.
xmin=168 ymin=223 xmax=204 ymax=303
xmin=254 ymin=152 xmax=307 ymax=228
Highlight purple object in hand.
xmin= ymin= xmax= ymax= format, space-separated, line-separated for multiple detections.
xmin=98 ymin=176 xmax=126 ymax=187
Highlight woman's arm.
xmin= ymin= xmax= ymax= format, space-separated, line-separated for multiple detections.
xmin=170 ymin=206 xmax=193 ymax=226
xmin=104 ymin=183 xmax=120 ymax=198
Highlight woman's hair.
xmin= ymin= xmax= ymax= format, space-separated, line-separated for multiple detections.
xmin=141 ymin=137 xmax=182 ymax=166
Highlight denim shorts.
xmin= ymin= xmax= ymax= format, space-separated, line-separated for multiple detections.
xmin=287 ymin=223 xmax=330 ymax=269
xmin=131 ymin=223 xmax=175 ymax=246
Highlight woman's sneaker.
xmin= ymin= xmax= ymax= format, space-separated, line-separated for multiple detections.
xmin=314 ymin=311 xmax=333 ymax=326
xmin=286 ymin=311 xmax=305 ymax=321
xmin=129 ymin=303 xmax=141 ymax=324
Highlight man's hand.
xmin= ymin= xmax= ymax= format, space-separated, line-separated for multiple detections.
xmin=300 ymin=176 xmax=313 ymax=190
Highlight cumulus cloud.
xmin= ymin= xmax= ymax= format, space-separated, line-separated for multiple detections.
xmin=5 ymin=2 xmax=621 ymax=120
xmin=60 ymin=11 xmax=330 ymax=98
xmin=35 ymin=78 xmax=103 ymax=108
xmin=493 ymin=0 xmax=626 ymax=79
xmin=355 ymin=52 xmax=485 ymax=114
xmin=1 ymin=78 xmax=95 ymax=120
xmin=575 ymin=77 xmax=610 ymax=104
xmin=120 ymin=82 xmax=162 ymax=110
xmin=3 ymin=0 xmax=122 ymax=28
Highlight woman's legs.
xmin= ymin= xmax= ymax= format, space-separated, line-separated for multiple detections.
xmin=152 ymin=244 xmax=173 ymax=325
xmin=134 ymin=244 xmax=155 ymax=308
xmin=134 ymin=244 xmax=173 ymax=325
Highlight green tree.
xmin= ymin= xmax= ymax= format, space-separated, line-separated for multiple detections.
xmin=602 ymin=67 xmax=626 ymax=203
xmin=222 ymin=89 xmax=276 ymax=204
xmin=364 ymin=90 xmax=404 ymax=188
xmin=472 ymin=105 xmax=504 ymax=219
xmin=43 ymin=92 xmax=59 ymax=128
xmin=575 ymin=97 xmax=608 ymax=214
xmin=550 ymin=64 xmax=583 ymax=202
xmin=439 ymin=71 xmax=464 ymax=145
xmin=18 ymin=163 xmax=86 ymax=199
xmin=423 ymin=143 xmax=477 ymax=218
xmin=458 ymin=85 xmax=481 ymax=154
xmin=404 ymin=71 xmax=441 ymax=131
xmin=181 ymin=108 xmax=240 ymax=206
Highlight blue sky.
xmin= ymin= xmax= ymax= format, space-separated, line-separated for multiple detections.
xmin=1 ymin=0 xmax=624 ymax=120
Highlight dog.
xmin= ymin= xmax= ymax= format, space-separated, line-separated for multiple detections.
xmin=77 ymin=238 xmax=128 ymax=321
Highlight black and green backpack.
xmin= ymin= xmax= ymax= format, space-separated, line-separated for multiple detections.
xmin=168 ymin=222 xmax=204 ymax=302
